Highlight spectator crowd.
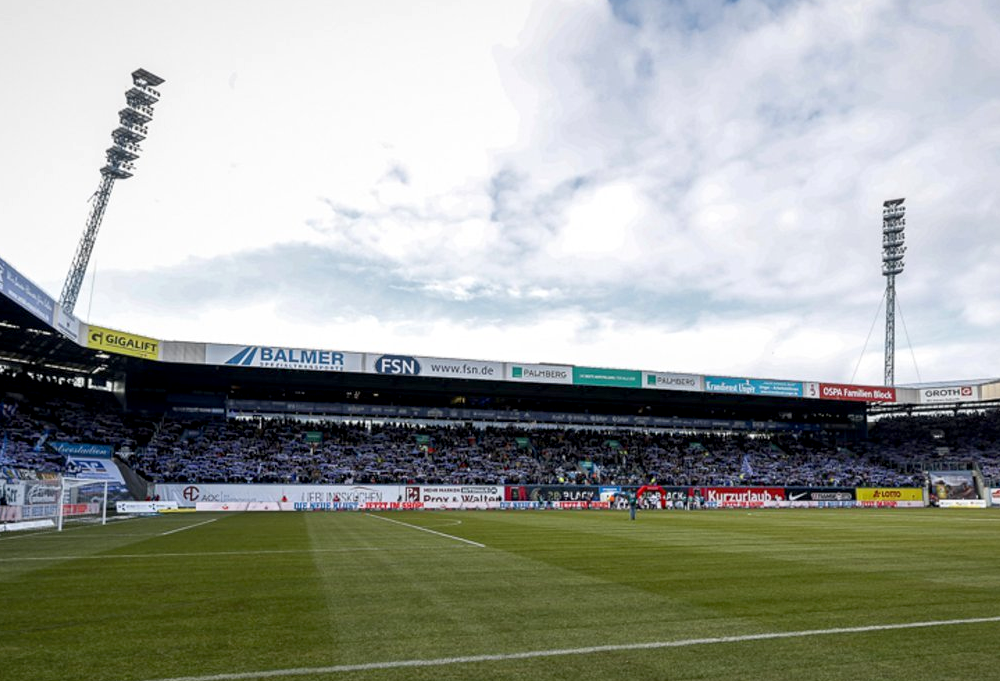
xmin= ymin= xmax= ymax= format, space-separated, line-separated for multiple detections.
xmin=4 ymin=373 xmax=1000 ymax=488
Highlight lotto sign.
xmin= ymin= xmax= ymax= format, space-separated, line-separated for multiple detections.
xmin=856 ymin=488 xmax=923 ymax=507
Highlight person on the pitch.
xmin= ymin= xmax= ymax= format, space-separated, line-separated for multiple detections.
xmin=628 ymin=493 xmax=637 ymax=521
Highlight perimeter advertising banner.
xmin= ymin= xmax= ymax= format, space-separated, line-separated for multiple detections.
xmin=920 ymin=386 xmax=980 ymax=404
xmin=367 ymin=354 xmax=503 ymax=381
xmin=642 ymin=372 xmax=703 ymax=392
xmin=694 ymin=486 xmax=787 ymax=508
xmin=819 ymin=383 xmax=896 ymax=403
xmin=785 ymin=487 xmax=856 ymax=508
xmin=572 ymin=367 xmax=642 ymax=388
xmin=87 ymin=325 xmax=160 ymax=360
xmin=403 ymin=485 xmax=503 ymax=509
xmin=155 ymin=483 xmax=404 ymax=508
xmin=505 ymin=485 xmax=601 ymax=502
xmin=207 ymin=344 xmax=364 ymax=373
xmin=856 ymin=488 xmax=923 ymax=507
xmin=506 ymin=363 xmax=573 ymax=385
xmin=704 ymin=377 xmax=803 ymax=397
xmin=0 ymin=256 xmax=56 ymax=326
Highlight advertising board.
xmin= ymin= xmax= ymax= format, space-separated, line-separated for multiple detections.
xmin=694 ymin=487 xmax=787 ymax=508
xmin=54 ymin=306 xmax=81 ymax=343
xmin=87 ymin=325 xmax=160 ymax=360
xmin=404 ymin=485 xmax=503 ymax=509
xmin=991 ymin=489 xmax=1000 ymax=507
xmin=64 ymin=457 xmax=125 ymax=484
xmin=704 ymin=377 xmax=803 ymax=398
xmin=155 ymin=483 xmax=404 ymax=507
xmin=856 ymin=488 xmax=924 ymax=507
xmin=642 ymin=372 xmax=703 ymax=392
xmin=785 ymin=487 xmax=856 ymax=508
xmin=116 ymin=501 xmax=179 ymax=514
xmin=937 ymin=499 xmax=987 ymax=508
xmin=819 ymin=383 xmax=896 ymax=403
xmin=928 ymin=470 xmax=978 ymax=502
xmin=572 ymin=367 xmax=642 ymax=388
xmin=506 ymin=363 xmax=573 ymax=385
xmin=505 ymin=485 xmax=600 ymax=503
xmin=368 ymin=354 xmax=502 ymax=381
xmin=207 ymin=344 xmax=364 ymax=373
xmin=0 ymin=256 xmax=55 ymax=325
xmin=48 ymin=442 xmax=114 ymax=457
xmin=920 ymin=386 xmax=980 ymax=404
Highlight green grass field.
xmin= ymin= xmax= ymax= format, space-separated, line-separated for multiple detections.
xmin=2 ymin=509 xmax=1000 ymax=681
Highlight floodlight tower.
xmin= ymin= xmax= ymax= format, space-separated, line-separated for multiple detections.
xmin=59 ymin=68 xmax=165 ymax=314
xmin=882 ymin=198 xmax=906 ymax=386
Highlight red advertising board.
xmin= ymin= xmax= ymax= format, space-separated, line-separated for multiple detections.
xmin=819 ymin=383 xmax=896 ymax=403
xmin=696 ymin=487 xmax=785 ymax=508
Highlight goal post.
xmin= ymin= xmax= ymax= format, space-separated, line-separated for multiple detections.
xmin=58 ymin=478 xmax=109 ymax=531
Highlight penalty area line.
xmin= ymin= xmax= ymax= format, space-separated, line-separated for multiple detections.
xmin=364 ymin=512 xmax=485 ymax=548
xmin=127 ymin=615 xmax=1000 ymax=681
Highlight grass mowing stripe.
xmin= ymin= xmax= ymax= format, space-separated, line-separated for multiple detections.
xmin=159 ymin=518 xmax=220 ymax=535
xmin=364 ymin=512 xmax=486 ymax=547
xmin=0 ymin=546 xmax=439 ymax=562
xmin=127 ymin=615 xmax=1000 ymax=681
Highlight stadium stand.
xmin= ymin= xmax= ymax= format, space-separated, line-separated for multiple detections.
xmin=2 ymin=370 xmax=939 ymax=488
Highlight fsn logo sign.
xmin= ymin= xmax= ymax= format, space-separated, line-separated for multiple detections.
xmin=182 ymin=486 xmax=200 ymax=501
xmin=373 ymin=355 xmax=421 ymax=375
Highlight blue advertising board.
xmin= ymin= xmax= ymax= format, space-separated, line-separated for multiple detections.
xmin=49 ymin=442 xmax=115 ymax=458
xmin=0 ymin=256 xmax=55 ymax=326
xmin=704 ymin=376 xmax=803 ymax=398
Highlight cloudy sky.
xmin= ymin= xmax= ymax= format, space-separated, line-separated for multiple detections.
xmin=2 ymin=0 xmax=999 ymax=385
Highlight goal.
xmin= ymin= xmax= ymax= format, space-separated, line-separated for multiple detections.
xmin=3 ymin=476 xmax=109 ymax=531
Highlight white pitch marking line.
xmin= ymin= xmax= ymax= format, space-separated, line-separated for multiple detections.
xmin=127 ymin=615 xmax=1000 ymax=681
xmin=160 ymin=518 xmax=220 ymax=536
xmin=365 ymin=512 xmax=485 ymax=547
xmin=0 ymin=546 xmax=436 ymax=563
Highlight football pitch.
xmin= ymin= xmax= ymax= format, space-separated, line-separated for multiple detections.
xmin=2 ymin=509 xmax=1000 ymax=681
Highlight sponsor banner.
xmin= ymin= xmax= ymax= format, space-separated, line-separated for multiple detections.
xmin=196 ymin=501 xmax=287 ymax=512
xmin=55 ymin=306 xmax=81 ymax=343
xmin=49 ymin=441 xmax=114 ymax=458
xmin=856 ymin=488 xmax=924 ymax=507
xmin=155 ymin=483 xmax=404 ymax=507
xmin=704 ymin=377 xmax=803 ymax=398
xmin=990 ymin=489 xmax=1000 ymax=507
xmin=404 ymin=485 xmax=503 ymax=509
xmin=506 ymin=363 xmax=573 ymax=385
xmin=359 ymin=502 xmax=425 ymax=510
xmin=500 ymin=501 xmax=540 ymax=510
xmin=785 ymin=487 xmax=856 ymax=508
xmin=694 ymin=486 xmax=787 ymax=508
xmin=87 ymin=325 xmax=160 ymax=360
xmin=920 ymin=386 xmax=980 ymax=404
xmin=0 ymin=256 xmax=55 ymax=325
xmin=642 ymin=372 xmax=704 ymax=392
xmin=368 ymin=354 xmax=503 ymax=381
xmin=929 ymin=470 xmax=978 ymax=501
xmin=552 ymin=500 xmax=610 ymax=509
xmin=207 ymin=344 xmax=364 ymax=373
xmin=0 ymin=506 xmax=23 ymax=522
xmin=64 ymin=456 xmax=125 ymax=484
xmin=572 ymin=367 xmax=642 ymax=388
xmin=505 ymin=485 xmax=600 ymax=503
xmin=938 ymin=499 xmax=987 ymax=508
xmin=819 ymin=383 xmax=896 ymax=403
xmin=116 ymin=501 xmax=179 ymax=514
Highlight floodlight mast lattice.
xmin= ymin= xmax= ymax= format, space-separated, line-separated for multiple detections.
xmin=59 ymin=68 xmax=165 ymax=314
xmin=882 ymin=198 xmax=906 ymax=387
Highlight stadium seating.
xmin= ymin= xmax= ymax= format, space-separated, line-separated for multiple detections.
xmin=6 ymin=370 xmax=998 ymax=488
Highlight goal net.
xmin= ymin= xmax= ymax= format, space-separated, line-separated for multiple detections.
xmin=1 ymin=476 xmax=108 ymax=531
